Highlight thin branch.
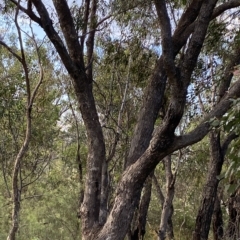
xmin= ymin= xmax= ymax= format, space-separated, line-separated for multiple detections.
xmin=0 ymin=40 xmax=22 ymax=62
xmin=65 ymin=82 xmax=84 ymax=204
xmin=31 ymin=0 xmax=80 ymax=79
xmin=52 ymin=0 xmax=84 ymax=65
xmin=81 ymin=0 xmax=91 ymax=50
xmin=221 ymin=132 xmax=238 ymax=157
xmin=153 ymin=174 xmax=165 ymax=206
xmin=173 ymin=78 xmax=240 ymax=152
xmin=22 ymin=195 xmax=43 ymax=201
xmin=107 ymin=54 xmax=132 ymax=162
xmin=7 ymin=2 xmax=32 ymax=238
xmin=29 ymin=21 xmax=44 ymax=106
xmin=173 ymin=0 xmax=204 ymax=40
xmin=181 ymin=0 xmax=218 ymax=87
xmin=10 ymin=0 xmax=42 ymax=26
xmin=172 ymin=0 xmax=240 ymax=56
xmin=22 ymin=158 xmax=51 ymax=189
xmin=213 ymin=0 xmax=240 ymax=18
xmin=86 ymin=0 xmax=97 ymax=80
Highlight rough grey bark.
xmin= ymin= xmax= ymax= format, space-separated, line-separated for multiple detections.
xmin=125 ymin=0 xmax=205 ymax=168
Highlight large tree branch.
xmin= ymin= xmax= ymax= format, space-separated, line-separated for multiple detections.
xmin=86 ymin=0 xmax=97 ymax=80
xmin=97 ymin=78 xmax=240 ymax=240
xmin=173 ymin=79 xmax=240 ymax=151
xmin=126 ymin=61 xmax=167 ymax=167
xmin=173 ymin=0 xmax=240 ymax=56
xmin=10 ymin=0 xmax=42 ymax=26
xmin=0 ymin=40 xmax=22 ymax=62
xmin=29 ymin=1 xmax=105 ymax=236
xmin=127 ymin=0 xmax=236 ymax=167
xmin=173 ymin=0 xmax=204 ymax=41
xmin=180 ymin=0 xmax=218 ymax=87
xmin=52 ymin=0 xmax=84 ymax=68
xmin=154 ymin=0 xmax=176 ymax=83
xmin=126 ymin=0 xmax=213 ymax=167
xmin=221 ymin=132 xmax=238 ymax=157
xmin=81 ymin=0 xmax=91 ymax=50
xmin=30 ymin=0 xmax=80 ymax=81
xmin=218 ymin=35 xmax=240 ymax=99
xmin=213 ymin=0 xmax=240 ymax=17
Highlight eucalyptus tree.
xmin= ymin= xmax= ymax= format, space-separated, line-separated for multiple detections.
xmin=2 ymin=0 xmax=240 ymax=240
xmin=0 ymin=16 xmax=61 ymax=239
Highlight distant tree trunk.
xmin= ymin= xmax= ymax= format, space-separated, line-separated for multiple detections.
xmin=193 ymin=131 xmax=223 ymax=240
xmin=158 ymin=156 xmax=175 ymax=240
xmin=99 ymin=160 xmax=109 ymax=225
xmin=212 ymin=193 xmax=223 ymax=240
xmin=227 ymin=192 xmax=237 ymax=238
xmin=138 ymin=175 xmax=153 ymax=239
xmin=130 ymin=173 xmax=153 ymax=240
xmin=153 ymin=173 xmax=174 ymax=240
xmin=193 ymin=131 xmax=237 ymax=240
xmin=126 ymin=174 xmax=152 ymax=240
xmin=227 ymin=187 xmax=240 ymax=239
xmin=6 ymin=7 xmax=44 ymax=239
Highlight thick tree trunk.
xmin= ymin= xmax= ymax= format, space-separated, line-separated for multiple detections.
xmin=212 ymin=193 xmax=223 ymax=240
xmin=193 ymin=131 xmax=223 ymax=240
xmin=31 ymin=1 xmax=106 ymax=238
